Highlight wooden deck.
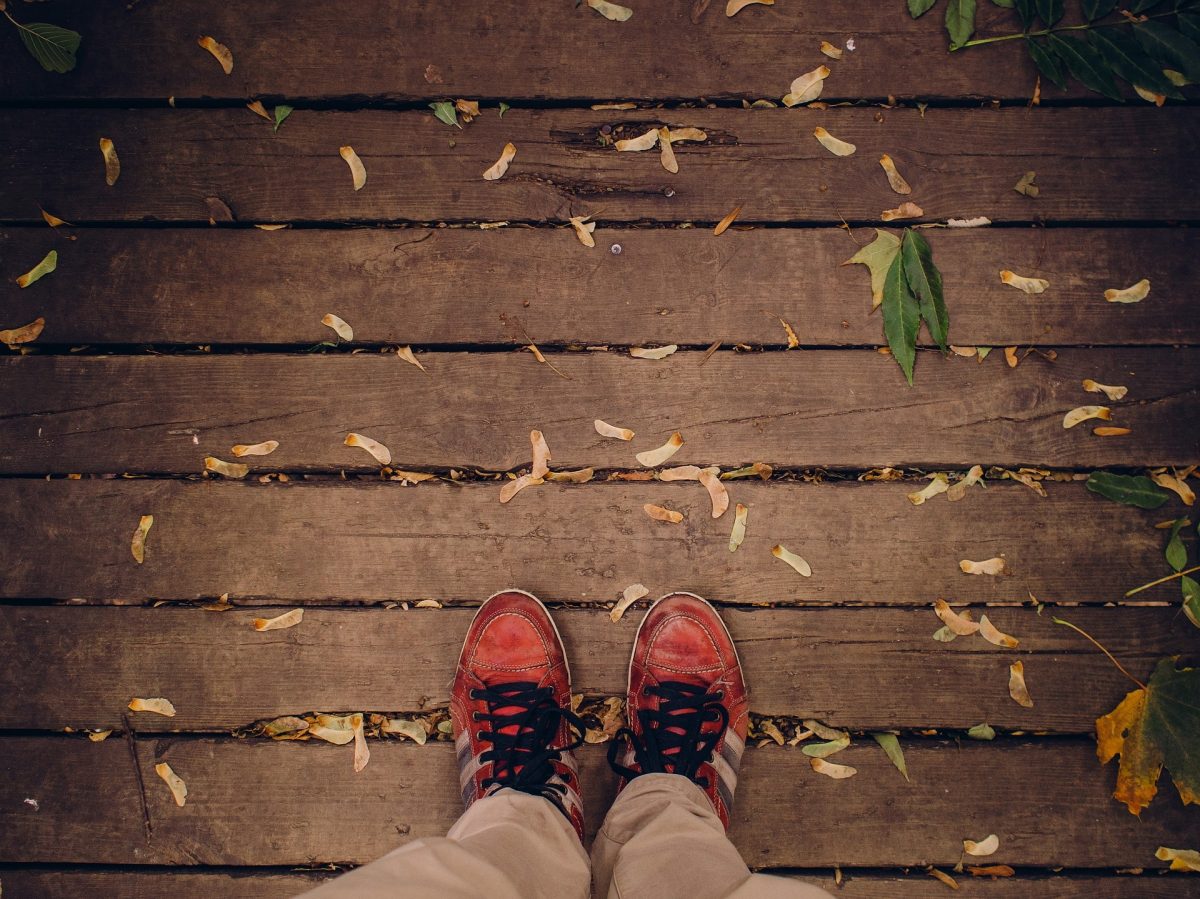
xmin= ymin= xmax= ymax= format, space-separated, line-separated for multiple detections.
xmin=1 ymin=1 xmax=1198 ymax=895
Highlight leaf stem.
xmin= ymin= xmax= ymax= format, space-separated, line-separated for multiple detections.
xmin=1052 ymin=617 xmax=1146 ymax=690
xmin=952 ymin=10 xmax=1178 ymax=50
xmin=1124 ymin=563 xmax=1200 ymax=597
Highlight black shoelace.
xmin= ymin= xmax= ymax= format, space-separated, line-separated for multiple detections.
xmin=607 ymin=681 xmax=730 ymax=788
xmin=471 ymin=681 xmax=585 ymax=802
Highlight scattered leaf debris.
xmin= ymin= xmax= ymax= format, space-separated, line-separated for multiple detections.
xmin=820 ymin=40 xmax=843 ymax=59
xmin=40 ymin=208 xmax=70 ymax=228
xmin=960 ymin=557 xmax=1006 ymax=576
xmin=1082 ymin=379 xmax=1127 ymax=401
xmin=500 ymin=473 xmax=543 ymax=504
xmin=345 ymin=433 xmax=392 ymax=466
xmin=935 ymin=599 xmax=980 ymax=636
xmin=727 ymin=0 xmax=774 ymax=16
xmin=630 ymin=345 xmax=678 ymax=360
xmin=1063 ymin=405 xmax=1112 ymax=429
xmin=880 ymin=202 xmax=923 ymax=221
xmin=979 ymin=614 xmax=1020 ymax=649
xmin=0 ymin=316 xmax=45 ymax=349
xmin=636 ymin=432 xmax=684 ymax=467
xmin=813 ymin=126 xmax=856 ymax=156
xmin=728 ymin=503 xmax=749 ymax=552
xmin=714 ymin=205 xmax=742 ymax=236
xmin=699 ymin=468 xmax=730 ymax=518
xmin=1013 ymin=171 xmax=1039 ymax=197
xmin=232 ymin=440 xmax=279 ymax=457
xmin=908 ymin=474 xmax=949 ymax=506
xmin=810 ymin=757 xmax=856 ymax=779
xmin=587 ymin=0 xmax=633 ymax=21
xmin=321 ymin=313 xmax=353 ymax=342
xmin=1156 ymin=846 xmax=1200 ymax=872
xmin=644 ymin=503 xmax=684 ymax=524
xmin=595 ymin=419 xmax=635 ymax=441
xmin=783 ymin=66 xmax=830 ymax=106
xmin=570 ymin=216 xmax=597 ymax=247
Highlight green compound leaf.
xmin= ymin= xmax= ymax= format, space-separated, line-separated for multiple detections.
xmin=1049 ymin=33 xmax=1123 ymax=100
xmin=1135 ymin=20 xmax=1200 ymax=83
xmin=15 ymin=21 xmax=81 ymax=73
xmin=908 ymin=0 xmax=939 ymax=18
xmin=881 ymin=247 xmax=920 ymax=386
xmin=901 ymin=229 xmax=949 ymax=353
xmin=1088 ymin=28 xmax=1183 ymax=98
xmin=1035 ymin=0 xmax=1064 ymax=26
xmin=1166 ymin=519 xmax=1190 ymax=573
xmin=945 ymin=0 xmax=977 ymax=49
xmin=1085 ymin=472 xmax=1170 ymax=509
xmin=1027 ymin=36 xmax=1069 ymax=90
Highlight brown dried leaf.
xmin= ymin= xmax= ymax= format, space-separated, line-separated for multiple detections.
xmin=483 ymin=142 xmax=517 ymax=181
xmin=0 ymin=316 xmax=44 ymax=349
xmin=155 ymin=762 xmax=188 ymax=807
xmin=658 ymin=127 xmax=679 ymax=174
xmin=813 ymin=126 xmax=856 ymax=156
xmin=934 ymin=599 xmax=980 ymax=636
xmin=728 ymin=503 xmax=749 ymax=552
xmin=644 ymin=503 xmax=684 ymax=523
xmin=530 ymin=429 xmax=552 ymax=479
xmin=1000 ymin=270 xmax=1049 ymax=294
xmin=636 ymin=432 xmax=684 ymax=467
xmin=820 ymin=40 xmax=843 ymax=59
xmin=1008 ymin=660 xmax=1034 ymax=707
xmin=396 ymin=346 xmax=427 ymax=372
xmin=197 ymin=35 xmax=234 ymax=74
xmin=99 ymin=137 xmax=120 ymax=186
xmin=321 ymin=313 xmax=354 ymax=342
xmin=264 ymin=715 xmax=310 ymax=739
xmin=595 ymin=419 xmax=635 ymax=441
xmin=130 ymin=514 xmax=154 ymax=564
xmin=1156 ymin=847 xmax=1200 ymax=872
xmin=246 ymin=100 xmax=271 ymax=121
xmin=1105 ymin=279 xmax=1150 ymax=304
xmin=499 ymin=472 xmax=544 ymax=504
xmin=630 ymin=344 xmax=678 ymax=360
xmin=699 ymin=467 xmax=730 ymax=518
xmin=1013 ymin=171 xmax=1039 ymax=197
xmin=928 ymin=868 xmax=960 ymax=890
xmin=960 ymin=557 xmax=1006 ymax=576
xmin=232 ymin=440 xmax=279 ymax=457
xmin=611 ymin=583 xmax=650 ymax=622
xmin=204 ymin=456 xmax=250 ymax=479
xmin=1004 ymin=346 xmax=1019 ymax=368
xmin=40 ymin=208 xmax=70 ymax=228
xmin=129 ymin=697 xmax=176 ymax=717
xmin=810 ymin=757 xmax=857 ymax=779
xmin=253 ymin=608 xmax=304 ymax=632
xmin=714 ymin=205 xmax=742 ymax=236
xmin=772 ymin=544 xmax=811 ymax=577
xmin=880 ymin=202 xmax=923 ymax=221
xmin=879 ymin=154 xmax=912 ymax=194
xmin=339 ymin=146 xmax=367 ymax=191
xmin=1093 ymin=426 xmax=1131 ymax=437
xmin=727 ymin=0 xmax=774 ymax=15
xmin=978 ymin=614 xmax=1019 ymax=649
xmin=1063 ymin=405 xmax=1111 ymax=429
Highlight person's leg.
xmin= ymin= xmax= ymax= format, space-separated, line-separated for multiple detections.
xmin=592 ymin=592 xmax=833 ymax=899
xmin=298 ymin=589 xmax=591 ymax=899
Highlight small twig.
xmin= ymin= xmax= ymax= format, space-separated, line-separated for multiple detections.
xmin=122 ymin=713 xmax=153 ymax=843
xmin=1052 ymin=617 xmax=1146 ymax=690
xmin=1125 ymin=563 xmax=1200 ymax=597
xmin=954 ymin=9 xmax=1177 ymax=49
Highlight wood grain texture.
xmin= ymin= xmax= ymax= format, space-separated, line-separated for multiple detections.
xmin=0 ymin=870 xmax=1192 ymax=898
xmin=2 ymin=227 xmax=1193 ymax=347
xmin=1 ymin=605 xmax=1190 ymax=733
xmin=2 ymin=108 xmax=1196 ymax=224
xmin=0 ymin=0 xmax=1109 ymax=103
xmin=0 ymin=350 xmax=1195 ymax=473
xmin=1 ymin=737 xmax=1195 ymax=867
xmin=0 ymin=479 xmax=1182 ymax=606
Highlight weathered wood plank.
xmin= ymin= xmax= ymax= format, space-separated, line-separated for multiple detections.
xmin=1 ymin=350 xmax=1195 ymax=473
xmin=0 ymin=869 xmax=1191 ymax=898
xmin=1 ymin=737 xmax=1194 ymax=867
xmin=1 ymin=606 xmax=1189 ymax=733
xmin=2 ymin=108 xmax=1195 ymax=224
xmin=0 ymin=0 xmax=1109 ymax=103
xmin=0 ymin=479 xmax=1182 ymax=606
xmin=2 ymin=227 xmax=1193 ymax=347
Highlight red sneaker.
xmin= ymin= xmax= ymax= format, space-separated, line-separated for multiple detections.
xmin=450 ymin=589 xmax=586 ymax=840
xmin=608 ymin=592 xmax=749 ymax=830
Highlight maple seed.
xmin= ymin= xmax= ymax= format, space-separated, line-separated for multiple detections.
xmin=483 ymin=142 xmax=517 ymax=181
xmin=499 ymin=473 xmax=543 ymax=504
xmin=586 ymin=0 xmax=634 ymax=21
xmin=197 ymin=36 xmax=234 ymax=74
xmin=99 ymin=137 xmax=120 ymax=186
xmin=321 ymin=313 xmax=354 ymax=342
xmin=783 ymin=66 xmax=830 ymax=106
xmin=129 ymin=697 xmax=177 ymax=717
xmin=1000 ymin=270 xmax=1049 ymax=294
xmin=1081 ymin=379 xmax=1127 ymax=401
xmin=946 ymin=465 xmax=984 ymax=502
xmin=979 ymin=614 xmax=1020 ymax=649
xmin=772 ymin=544 xmax=812 ymax=577
xmin=644 ymin=503 xmax=684 ymax=524
xmin=1063 ymin=405 xmax=1112 ymax=429
xmin=658 ymin=127 xmax=679 ymax=174
xmin=630 ymin=345 xmax=678 ymax=360
xmin=934 ymin=599 xmax=980 ymax=636
xmin=1151 ymin=473 xmax=1195 ymax=506
xmin=810 ymin=757 xmax=856 ymax=779
xmin=729 ymin=503 xmax=748 ymax=552
xmin=204 ymin=456 xmax=250 ymax=479
xmin=880 ymin=202 xmax=923 ymax=221
xmin=659 ymin=465 xmax=703 ymax=481
xmin=595 ymin=419 xmax=635 ymax=441
xmin=636 ymin=432 xmax=684 ymax=467
xmin=353 ymin=714 xmax=370 ymax=773
xmin=1156 ymin=847 xmax=1200 ymax=872
xmin=727 ymin=0 xmax=774 ymax=16
xmin=615 ymin=128 xmax=660 ymax=152
xmin=530 ymin=430 xmax=552 ymax=479
xmin=1094 ymin=426 xmax=1131 ymax=437
xmin=339 ymin=146 xmax=367 ymax=191
xmin=908 ymin=474 xmax=949 ymax=506
xmin=963 ymin=834 xmax=999 ymax=857
xmin=820 ymin=40 xmax=843 ymax=59
xmin=1008 ymin=661 xmax=1034 ymax=708
xmin=155 ymin=763 xmax=188 ymax=807
xmin=569 ymin=216 xmax=597 ymax=248
xmin=232 ymin=440 xmax=279 ymax=457
xmin=960 ymin=557 xmax=1006 ymax=576
xmin=1013 ymin=171 xmax=1039 ymax=197
xmin=610 ymin=583 xmax=650 ymax=623
xmin=1105 ymin=279 xmax=1150 ymax=304
xmin=714 ymin=205 xmax=742 ymax=236
xmin=16 ymin=250 xmax=57 ymax=288
xmin=344 ymin=433 xmax=392 ymax=466
xmin=253 ymin=608 xmax=304 ymax=632
xmin=878 ymin=154 xmax=912 ymax=194
xmin=813 ymin=126 xmax=856 ymax=156
xmin=130 ymin=514 xmax=154 ymax=564
xmin=699 ymin=468 xmax=730 ymax=518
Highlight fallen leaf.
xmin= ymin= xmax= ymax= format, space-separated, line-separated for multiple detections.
xmin=714 ymin=205 xmax=742 ymax=236
xmin=722 ymin=462 xmax=772 ymax=480
xmin=1004 ymin=346 xmax=1019 ymax=368
xmin=482 ymin=142 xmax=517 ymax=181
xmin=353 ymin=713 xmax=370 ymax=772
xmin=595 ymin=419 xmax=635 ymax=441
xmin=570 ymin=216 xmax=597 ymax=248
xmin=728 ymin=503 xmax=749 ymax=552
xmin=587 ymin=0 xmax=634 ymax=21
xmin=813 ymin=126 xmax=856 ymax=156
xmin=611 ymin=583 xmax=650 ymax=622
xmin=1094 ymin=426 xmax=1131 ymax=437
xmin=810 ymin=757 xmax=856 ymax=779
xmin=727 ymin=0 xmax=774 ymax=15
xmin=979 ymin=614 xmax=1020 ymax=649
xmin=202 ymin=593 xmax=234 ymax=612
xmin=255 ymin=223 xmax=289 ymax=231
xmin=345 ymin=433 xmax=392 ymax=465
xmin=644 ymin=504 xmax=684 ymax=524
xmin=0 ymin=316 xmax=45 ymax=350
xmin=773 ymin=315 xmax=800 ymax=348
xmin=927 ymin=868 xmax=960 ymax=890
xmin=880 ymin=202 xmax=923 ymax=221
xmin=204 ymin=456 xmax=249 ymax=479
xmin=253 ymin=608 xmax=304 ymax=631
xmin=130 ymin=514 xmax=154 ymax=564
xmin=320 ymin=312 xmax=354 ymax=342
xmin=999 ymin=269 xmax=1050 ymax=294
xmin=967 ymin=723 xmax=996 ymax=740
xmin=872 ymin=732 xmax=909 ymax=781
xmin=455 ymin=99 xmax=481 ymax=119
xmin=1082 ymin=379 xmax=1127 ymax=401
xmin=1105 ymin=278 xmax=1150 ymax=304
xmin=964 ymin=834 xmax=999 ymax=856
xmin=843 ymin=228 xmax=902 ymax=309
xmin=99 ymin=138 xmax=120 ymax=186
xmin=382 ymin=717 xmax=428 ymax=744
xmin=246 ymin=100 xmax=271 ymax=121
xmin=630 ymin=344 xmax=678 ymax=360
xmin=1063 ymin=405 xmax=1112 ymax=429
xmin=783 ymin=65 xmax=830 ymax=106
xmin=88 ymin=729 xmax=113 ymax=742
xmin=339 ymin=146 xmax=367 ymax=191
xmin=1152 ymin=473 xmax=1195 ymax=506
xmin=659 ymin=465 xmax=703 ymax=482
xmin=530 ymin=429 xmax=552 ymax=479
xmin=129 ymin=697 xmax=176 ymax=717
xmin=273 ymin=105 xmax=293 ymax=132
xmin=615 ymin=128 xmax=659 ymax=152
xmin=429 ymin=100 xmax=459 ymax=128
xmin=1156 ymin=846 xmax=1200 ymax=872
xmin=232 ymin=440 xmax=279 ymax=457
xmin=415 ymin=599 xmax=442 ymax=608
xmin=197 ymin=35 xmax=233 ymax=74
xmin=636 ymin=432 xmax=684 ymax=467
xmin=14 ymin=250 xmax=57 ymax=293
xmin=946 ymin=465 xmax=984 ymax=502
xmin=263 ymin=716 xmax=310 ymax=739
xmin=1013 ymin=171 xmax=1039 ymax=197
xmin=908 ymin=473 xmax=950 ymax=506
xmin=1008 ymin=661 xmax=1034 ymax=708
xmin=820 ymin=40 xmax=843 ymax=59
xmin=772 ymin=544 xmax=811 ymax=577
xmin=699 ymin=468 xmax=730 ymax=518
xmin=802 ymin=732 xmax=850 ymax=757
xmin=1087 ymin=471 xmax=1169 ymax=509
xmin=960 ymin=557 xmax=1006 ymax=576
xmin=934 ymin=599 xmax=980 ymax=635
xmin=40 ymin=208 xmax=70 ymax=228
xmin=932 ymin=625 xmax=958 ymax=642
xmin=658 ymin=127 xmax=679 ymax=173
xmin=309 ymin=713 xmax=358 ymax=745
xmin=878 ymin=154 xmax=912 ymax=194
xmin=155 ymin=762 xmax=188 ymax=807
xmin=499 ymin=472 xmax=544 ymax=503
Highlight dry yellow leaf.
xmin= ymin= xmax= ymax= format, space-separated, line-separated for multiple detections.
xmin=999 ymin=270 xmax=1049 ymax=294
xmin=396 ymin=346 xmax=427 ymax=372
xmin=569 ymin=216 xmax=597 ymax=247
xmin=820 ymin=40 xmax=843 ymax=59
xmin=587 ymin=0 xmax=634 ymax=21
xmin=595 ymin=419 xmax=634 ymax=441
xmin=615 ymin=128 xmax=660 ymax=152
xmin=878 ymin=154 xmax=912 ymax=194
xmin=934 ymin=599 xmax=980 ymax=636
xmin=964 ymin=834 xmax=999 ymax=856
xmin=88 ymin=729 xmax=113 ymax=742
xmin=699 ymin=468 xmax=730 ymax=518
xmin=483 ymin=142 xmax=517 ymax=181
xmin=232 ymin=440 xmax=279 ymax=457
xmin=1004 ymin=346 xmax=1019 ymax=368
xmin=659 ymin=127 xmax=679 ymax=173
xmin=967 ymin=865 xmax=1015 ymax=878
xmin=1013 ymin=170 xmax=1039 ymax=197
xmin=1156 ymin=847 xmax=1200 ymax=872
xmin=253 ymin=608 xmax=304 ymax=631
xmin=636 ymin=432 xmax=684 ymax=467
xmin=339 ymin=146 xmax=367 ymax=191
xmin=729 ymin=503 xmax=748 ymax=552
xmin=978 ymin=614 xmax=1019 ymax=649
xmin=205 ymin=456 xmax=250 ymax=479
xmin=246 ymin=100 xmax=271 ymax=121
xmin=810 ymin=757 xmax=857 ymax=779
xmin=908 ymin=473 xmax=949 ymax=505
xmin=499 ymin=472 xmax=544 ymax=504
xmin=345 ymin=433 xmax=392 ymax=465
xmin=155 ymin=762 xmax=188 ymax=807
xmin=1093 ymin=426 xmax=1131 ymax=437
xmin=880 ymin=202 xmax=923 ymax=221
xmin=1152 ymin=472 xmax=1195 ymax=506
xmin=946 ymin=465 xmax=984 ymax=502
xmin=783 ymin=66 xmax=830 ymax=106
xmin=714 ymin=205 xmax=742 ymax=236
xmin=1062 ymin=405 xmax=1111 ymax=429
xmin=960 ymin=557 xmax=1007 ymax=576
xmin=353 ymin=713 xmax=370 ymax=773
xmin=658 ymin=465 xmax=703 ymax=481
xmin=455 ymin=99 xmax=481 ymax=119
xmin=531 ymin=429 xmax=552 ymax=479
xmin=40 ymin=207 xmax=70 ymax=228
xmin=630 ymin=344 xmax=678 ymax=360
xmin=772 ymin=544 xmax=811 ymax=577
xmin=129 ymin=697 xmax=176 ymax=717
xmin=99 ymin=137 xmax=120 ymax=186
xmin=130 ymin=514 xmax=154 ymax=564
xmin=610 ymin=583 xmax=650 ymax=623
xmin=1081 ymin=379 xmax=1127 ymax=401
xmin=727 ymin=0 xmax=774 ymax=16
xmin=813 ymin=126 xmax=855 ymax=156
xmin=644 ymin=503 xmax=684 ymax=523
xmin=197 ymin=36 xmax=234 ymax=74
xmin=1105 ymin=278 xmax=1150 ymax=304
xmin=1008 ymin=661 xmax=1033 ymax=707
xmin=321 ymin=313 xmax=354 ymax=342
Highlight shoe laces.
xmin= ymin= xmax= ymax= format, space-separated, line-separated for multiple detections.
xmin=607 ymin=680 xmax=729 ymax=787
xmin=471 ymin=681 xmax=584 ymax=803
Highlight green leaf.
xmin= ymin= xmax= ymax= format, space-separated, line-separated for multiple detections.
xmin=272 ymin=105 xmax=293 ymax=133
xmin=1035 ymin=0 xmax=1064 ymax=25
xmin=1180 ymin=13 xmax=1200 ymax=45
xmin=1166 ymin=518 xmax=1190 ymax=572
xmin=881 ymin=250 xmax=920 ymax=386
xmin=1013 ymin=0 xmax=1036 ymax=27
xmin=842 ymin=228 xmax=901 ymax=308
xmin=991 ymin=0 xmax=1014 ymax=6
xmin=908 ymin=0 xmax=939 ymax=18
xmin=1135 ymin=21 xmax=1200 ymax=82
xmin=1082 ymin=0 xmax=1119 ymax=20
xmin=1027 ymin=37 xmax=1069 ymax=90
xmin=872 ymin=732 xmax=910 ymax=781
xmin=1182 ymin=576 xmax=1200 ymax=629
xmin=1131 ymin=0 xmax=1164 ymax=11
xmin=967 ymin=722 xmax=996 ymax=740
xmin=977 ymin=346 xmax=992 ymax=361
xmin=15 ymin=21 xmax=81 ymax=73
xmin=901 ymin=229 xmax=949 ymax=353
xmin=932 ymin=625 xmax=958 ymax=642
xmin=498 ymin=102 xmax=511 ymax=118
xmin=16 ymin=249 xmax=57 ymax=288
xmin=1049 ymin=33 xmax=1123 ymax=100
xmin=1088 ymin=28 xmax=1183 ymax=97
xmin=429 ymin=101 xmax=460 ymax=128
xmin=1086 ymin=472 xmax=1170 ymax=508
xmin=945 ymin=0 xmax=977 ymax=49
xmin=802 ymin=733 xmax=851 ymax=757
